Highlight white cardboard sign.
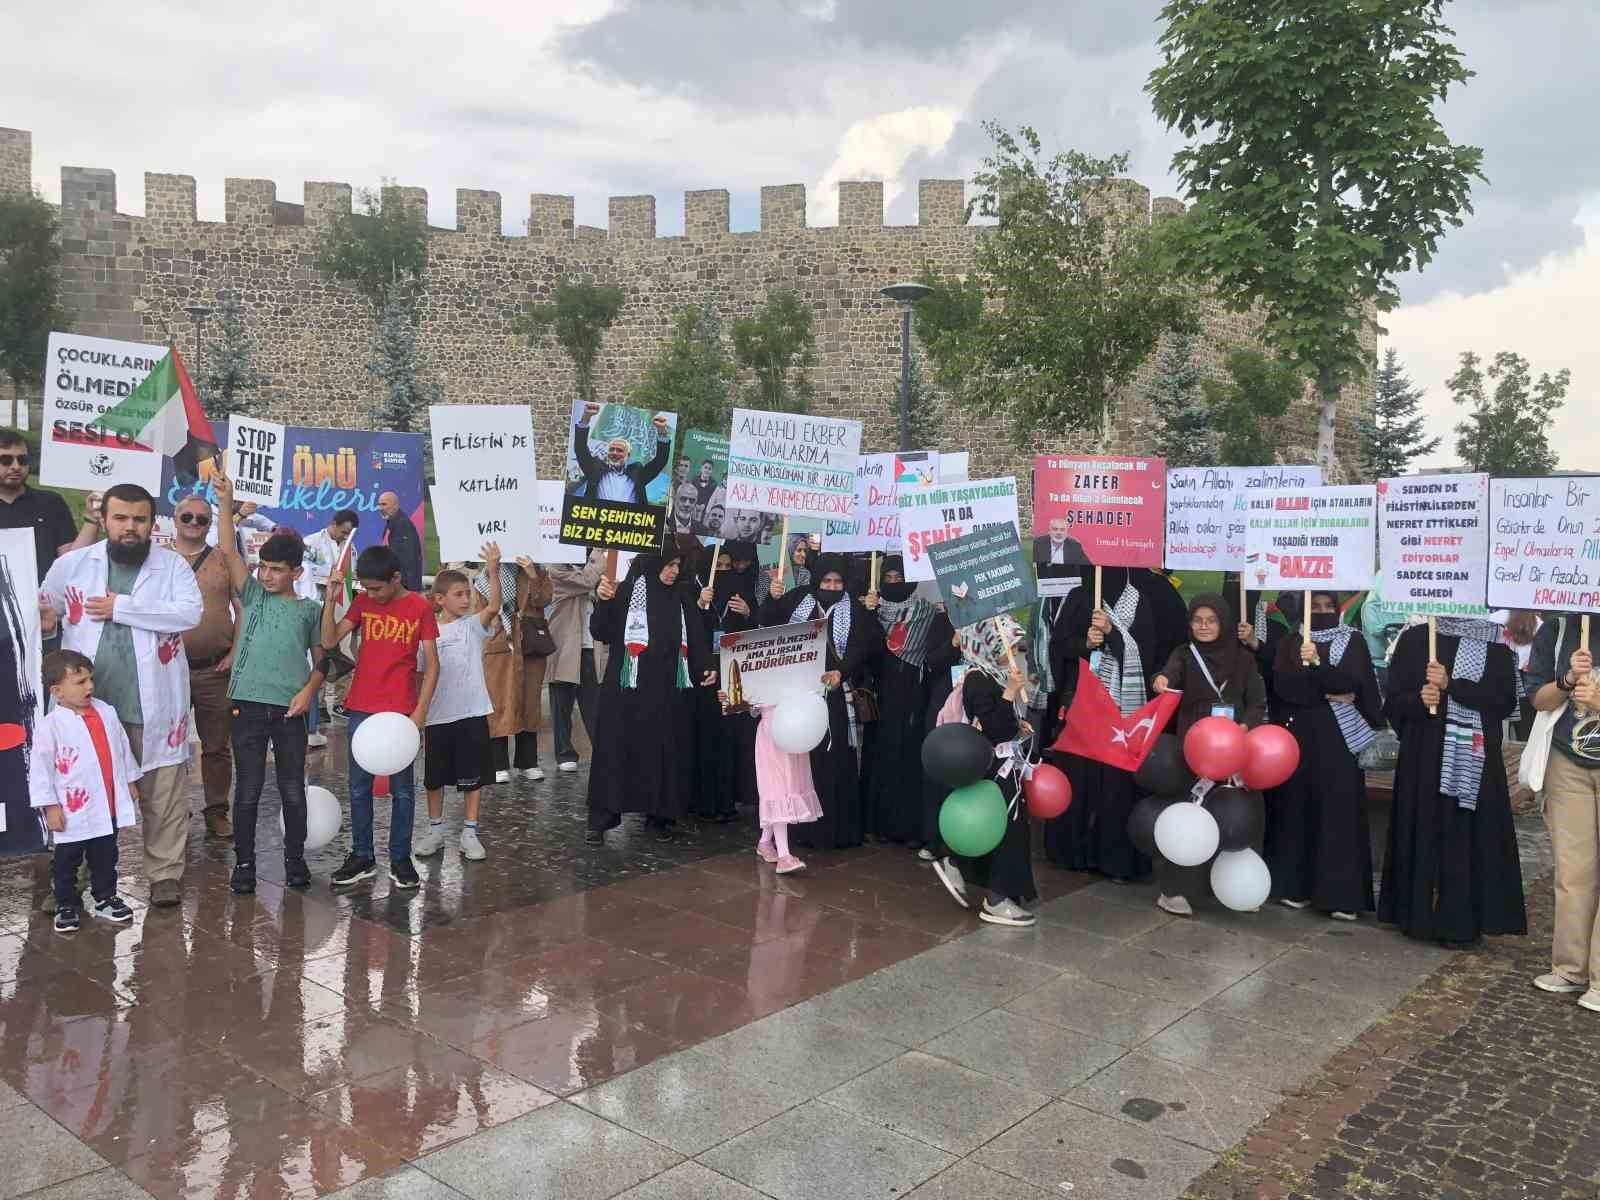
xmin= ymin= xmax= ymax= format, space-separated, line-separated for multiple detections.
xmin=1378 ymin=473 xmax=1490 ymax=616
xmin=726 ymin=409 xmax=862 ymax=520
xmin=429 ymin=405 xmax=540 ymax=561
xmin=1164 ymin=465 xmax=1321 ymax=572
xmin=536 ymin=480 xmax=586 ymax=564
xmin=39 ymin=331 xmax=169 ymax=492
xmin=718 ymin=619 xmax=828 ymax=708
xmin=226 ymin=415 xmax=286 ymax=504
xmin=897 ymin=475 xmax=1021 ymax=583
xmin=1243 ymin=484 xmax=1377 ymax=592
xmin=1486 ymin=476 xmax=1600 ymax=611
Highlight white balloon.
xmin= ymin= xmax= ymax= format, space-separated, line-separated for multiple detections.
xmin=1154 ymin=801 xmax=1220 ymax=867
xmin=350 ymin=712 xmax=421 ymax=776
xmin=1210 ymin=848 xmax=1272 ymax=912
xmin=770 ymin=690 xmax=829 ymax=754
xmin=279 ymin=785 xmax=343 ymax=852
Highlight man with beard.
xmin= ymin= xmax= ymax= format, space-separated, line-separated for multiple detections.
xmin=672 ymin=481 xmax=703 ymax=535
xmin=378 ymin=491 xmax=424 ymax=592
xmin=573 ymin=402 xmax=671 ymax=505
xmin=40 ymin=483 xmax=203 ymax=909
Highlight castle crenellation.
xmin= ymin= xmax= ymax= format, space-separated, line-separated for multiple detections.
xmin=0 ymin=125 xmax=1371 ymax=500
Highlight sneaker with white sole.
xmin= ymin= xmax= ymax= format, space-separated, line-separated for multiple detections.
xmin=1534 ymin=972 xmax=1588 ymax=994
xmin=558 ymin=760 xmax=579 ymax=773
xmin=524 ymin=766 xmax=545 ymax=781
xmin=306 ymin=732 xmax=328 ymax=749
xmin=932 ymin=857 xmax=969 ymax=909
xmin=1157 ymin=893 xmax=1193 ymax=917
xmin=1330 ymin=911 xmax=1358 ymax=922
xmin=460 ymin=829 xmax=486 ymax=860
xmin=1580 ymin=989 xmax=1600 ymax=1013
xmin=979 ymin=898 xmax=1036 ymax=927
xmin=93 ymin=895 xmax=134 ymax=923
xmin=916 ymin=847 xmax=936 ymax=862
xmin=414 ymin=827 xmax=446 ymax=857
xmin=1279 ymin=897 xmax=1310 ymax=910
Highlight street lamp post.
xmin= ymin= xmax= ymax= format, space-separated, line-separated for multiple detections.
xmin=879 ymin=282 xmax=932 ymax=452
xmin=183 ymin=303 xmax=212 ymax=394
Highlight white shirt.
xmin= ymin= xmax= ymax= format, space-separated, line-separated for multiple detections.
xmin=1050 ymin=540 xmax=1067 ymax=564
xmin=29 ymin=699 xmax=141 ymax=843
xmin=425 ymin=617 xmax=493 ymax=725
xmin=297 ymin=528 xmax=347 ymax=600
xmin=596 ymin=468 xmax=634 ymax=503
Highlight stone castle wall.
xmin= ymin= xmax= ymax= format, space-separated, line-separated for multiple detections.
xmin=0 ymin=126 xmax=1372 ymax=499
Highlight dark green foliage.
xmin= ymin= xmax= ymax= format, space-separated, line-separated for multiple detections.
xmin=1202 ymin=348 xmax=1304 ymax=466
xmin=199 ymin=297 xmax=271 ymax=419
xmin=0 ymin=192 xmax=67 ymax=413
xmin=1147 ymin=331 xmax=1212 ymax=467
xmin=631 ymin=305 xmax=735 ymax=432
xmin=316 ymin=185 xmax=430 ymax=312
xmin=369 ymin=279 xmax=441 ymax=435
xmin=1450 ymin=350 xmax=1568 ymax=475
xmin=731 ymin=289 xmax=815 ymax=413
xmin=902 ymin=349 xmax=940 ymax=451
xmin=515 ymin=280 xmax=626 ymax=403
xmin=1358 ymin=348 xmax=1440 ymax=479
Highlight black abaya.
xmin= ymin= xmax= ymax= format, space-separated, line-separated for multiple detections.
xmin=920 ymin=612 xmax=960 ymax=851
xmin=1378 ymin=625 xmax=1526 ymax=943
xmin=689 ymin=559 xmax=761 ymax=821
xmin=949 ymin=670 xmax=1037 ymax=904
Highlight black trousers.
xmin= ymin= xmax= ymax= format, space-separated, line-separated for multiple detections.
xmin=54 ymin=833 xmax=117 ymax=909
xmin=491 ymin=732 xmax=539 ymax=773
xmin=549 ymin=650 xmax=600 ymax=761
xmin=230 ymin=699 xmax=308 ymax=863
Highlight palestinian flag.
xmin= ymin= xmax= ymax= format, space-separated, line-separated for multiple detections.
xmin=97 ymin=347 xmax=217 ymax=480
xmin=333 ymin=537 xmax=356 ymax=609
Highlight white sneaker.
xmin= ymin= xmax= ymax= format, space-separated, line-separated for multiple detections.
xmin=460 ymin=828 xmax=486 ymax=861
xmin=980 ymin=898 xmax=1036 ymax=927
xmin=494 ymin=770 xmax=511 ymax=784
xmin=1330 ymin=911 xmax=1358 ymax=922
xmin=558 ymin=760 xmax=579 ymax=773
xmin=1157 ymin=893 xmax=1193 ymax=917
xmin=1279 ymin=897 xmax=1310 ymax=910
xmin=916 ymin=848 xmax=936 ymax=862
xmin=306 ymin=732 xmax=328 ymax=749
xmin=414 ymin=827 xmax=446 ymax=857
xmin=932 ymin=857 xmax=969 ymax=909
xmin=524 ymin=766 xmax=545 ymax=781
xmin=1533 ymin=973 xmax=1588 ymax=994
xmin=1580 ymin=989 xmax=1600 ymax=1013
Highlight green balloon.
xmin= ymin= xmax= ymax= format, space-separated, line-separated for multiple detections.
xmin=939 ymin=779 xmax=1008 ymax=858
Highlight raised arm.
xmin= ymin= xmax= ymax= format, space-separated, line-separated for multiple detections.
xmin=639 ymin=415 xmax=671 ymax=486
xmin=476 ymin=543 xmax=503 ymax=629
xmin=211 ymin=473 xmax=249 ymax=593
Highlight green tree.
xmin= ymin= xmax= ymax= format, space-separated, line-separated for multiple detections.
xmin=902 ymin=349 xmax=940 ymax=450
xmin=1358 ymin=348 xmax=1439 ymax=479
xmin=515 ymin=280 xmax=626 ymax=403
xmin=0 ymin=193 xmax=68 ymax=425
xmin=731 ymin=290 xmax=815 ymax=413
xmin=368 ymin=278 xmax=441 ymax=435
xmin=1147 ymin=0 xmax=1484 ymax=475
xmin=1449 ymin=350 xmax=1568 ymax=475
xmin=1201 ymin=348 xmax=1303 ymax=466
xmin=1146 ymin=330 xmax=1212 ymax=467
xmin=198 ymin=297 xmax=271 ymax=420
xmin=916 ymin=123 xmax=1193 ymax=447
xmin=317 ymin=185 xmax=430 ymax=311
xmin=631 ymin=305 xmax=734 ymax=432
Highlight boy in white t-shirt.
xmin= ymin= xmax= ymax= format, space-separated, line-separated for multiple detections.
xmin=416 ymin=542 xmax=502 ymax=861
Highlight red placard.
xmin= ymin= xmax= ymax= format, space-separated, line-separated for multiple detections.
xmin=1031 ymin=454 xmax=1166 ymax=568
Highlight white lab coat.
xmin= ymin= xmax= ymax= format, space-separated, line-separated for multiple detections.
xmin=29 ymin=699 xmax=141 ymax=843
xmin=41 ymin=542 xmax=203 ymax=772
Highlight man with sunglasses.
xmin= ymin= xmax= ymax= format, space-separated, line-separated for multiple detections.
xmin=0 ymin=427 xmax=96 ymax=584
xmin=172 ymin=493 xmax=239 ymax=839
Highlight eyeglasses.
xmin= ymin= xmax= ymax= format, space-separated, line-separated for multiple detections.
xmin=0 ymin=454 xmax=28 ymax=467
xmin=177 ymin=512 xmax=212 ymax=526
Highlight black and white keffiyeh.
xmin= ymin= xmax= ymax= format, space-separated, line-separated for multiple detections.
xmin=1436 ymin=617 xmax=1494 ymax=810
xmin=875 ymin=594 xmax=937 ymax=671
xmin=1094 ymin=584 xmax=1146 ymax=717
xmin=790 ymin=593 xmax=852 ymax=659
xmin=620 ymin=574 xmax=690 ymax=690
xmin=473 ymin=563 xmax=524 ymax=636
xmin=1311 ymin=623 xmax=1377 ymax=757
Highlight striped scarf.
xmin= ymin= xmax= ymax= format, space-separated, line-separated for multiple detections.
xmin=874 ymin=594 xmax=936 ymax=671
xmin=619 ymin=575 xmax=690 ymax=690
xmin=472 ymin=563 xmax=523 ymax=636
xmin=1310 ymin=623 xmax=1376 ymax=757
xmin=791 ymin=593 xmax=855 ymax=747
xmin=1436 ymin=618 xmax=1493 ymax=811
xmin=1094 ymin=584 xmax=1146 ymax=717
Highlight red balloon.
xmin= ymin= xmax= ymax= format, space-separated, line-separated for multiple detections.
xmin=0 ymin=723 xmax=23 ymax=751
xmin=1024 ymin=763 xmax=1073 ymax=819
xmin=1183 ymin=716 xmax=1249 ymax=782
xmin=1241 ymin=724 xmax=1300 ymax=791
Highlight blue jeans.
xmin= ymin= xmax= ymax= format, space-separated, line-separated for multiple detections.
xmin=347 ymin=710 xmax=416 ymax=862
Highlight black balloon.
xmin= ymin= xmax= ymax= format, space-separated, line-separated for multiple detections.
xmin=922 ymin=723 xmax=993 ymax=789
xmin=1127 ymin=793 xmax=1182 ymax=858
xmin=1135 ymin=734 xmax=1195 ymax=797
xmin=1207 ymin=785 xmax=1265 ymax=852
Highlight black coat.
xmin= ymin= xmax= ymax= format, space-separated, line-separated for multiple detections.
xmin=574 ymin=425 xmax=669 ymax=505
xmin=383 ymin=512 xmax=424 ymax=592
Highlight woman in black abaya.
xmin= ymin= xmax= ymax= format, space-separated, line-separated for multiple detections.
xmin=585 ymin=549 xmax=716 ymax=845
xmin=760 ymin=553 xmax=883 ymax=850
xmin=1268 ymin=591 xmax=1382 ymax=919
xmin=1379 ymin=618 xmax=1526 ymax=945
xmin=1044 ymin=568 xmax=1185 ymax=880
xmin=861 ymin=555 xmax=939 ymax=846
xmin=695 ymin=540 xmax=762 ymax=820
xmin=918 ymin=608 xmax=961 ymax=860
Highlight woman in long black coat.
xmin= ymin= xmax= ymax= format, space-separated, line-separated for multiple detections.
xmin=918 ymin=610 xmax=960 ymax=859
xmin=1379 ymin=618 xmax=1526 ymax=945
xmin=1045 ymin=568 xmax=1186 ymax=880
xmin=860 ymin=555 xmax=940 ymax=846
xmin=1269 ymin=591 xmax=1383 ymax=919
xmin=585 ymin=549 xmax=716 ymax=845
xmin=699 ymin=540 xmax=762 ymax=819
xmin=760 ymin=553 xmax=883 ymax=850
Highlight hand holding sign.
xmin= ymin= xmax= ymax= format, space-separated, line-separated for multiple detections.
xmin=227 ymin=416 xmax=287 ymax=504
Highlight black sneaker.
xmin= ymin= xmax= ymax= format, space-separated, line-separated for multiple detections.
xmin=92 ymin=895 xmax=133 ymax=923
xmin=332 ymin=703 xmax=348 ymax=719
xmin=54 ymin=907 xmax=80 ymax=934
xmin=389 ymin=857 xmax=420 ymax=890
xmin=331 ymin=854 xmax=377 ymax=887
xmin=230 ymin=863 xmax=256 ymax=895
xmin=285 ymin=858 xmax=311 ymax=889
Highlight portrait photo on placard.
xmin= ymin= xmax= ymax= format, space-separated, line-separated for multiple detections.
xmin=675 ymin=430 xmax=732 ymax=540
xmin=564 ymin=399 xmax=677 ymax=506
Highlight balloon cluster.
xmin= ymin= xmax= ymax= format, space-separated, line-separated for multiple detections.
xmin=1127 ymin=721 xmax=1300 ymax=912
xmin=919 ymin=723 xmax=1037 ymax=858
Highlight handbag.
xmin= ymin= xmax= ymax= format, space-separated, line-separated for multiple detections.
xmin=1518 ymin=616 xmax=1567 ymax=797
xmin=850 ymin=684 xmax=880 ymax=724
xmin=519 ymin=610 xmax=556 ymax=658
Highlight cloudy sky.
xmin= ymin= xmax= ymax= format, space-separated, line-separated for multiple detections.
xmin=4 ymin=0 xmax=1595 ymax=467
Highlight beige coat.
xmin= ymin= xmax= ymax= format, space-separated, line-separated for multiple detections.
xmin=481 ymin=567 xmax=553 ymax=738
xmin=546 ymin=551 xmax=608 ymax=685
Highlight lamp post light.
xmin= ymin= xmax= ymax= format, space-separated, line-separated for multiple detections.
xmin=879 ymin=282 xmax=932 ymax=453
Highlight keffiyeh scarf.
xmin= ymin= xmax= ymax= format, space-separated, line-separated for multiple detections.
xmin=473 ymin=563 xmax=524 ymax=636
xmin=620 ymin=575 xmax=690 ymax=690
xmin=1094 ymin=585 xmax=1146 ymax=717
xmin=1310 ymin=623 xmax=1376 ymax=757
xmin=1436 ymin=617 xmax=1496 ymax=810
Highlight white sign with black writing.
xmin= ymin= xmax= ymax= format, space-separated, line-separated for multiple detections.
xmin=429 ymin=405 xmax=539 ymax=560
xmin=1378 ymin=473 xmax=1490 ymax=616
xmin=1243 ymin=484 xmax=1377 ymax=591
xmin=726 ymin=409 xmax=862 ymax=520
xmin=39 ymin=331 xmax=169 ymax=492
xmin=1165 ymin=465 xmax=1322 ymax=572
xmin=536 ymin=480 xmax=586 ymax=564
xmin=1487 ymin=476 xmax=1600 ymax=611
xmin=226 ymin=415 xmax=286 ymax=503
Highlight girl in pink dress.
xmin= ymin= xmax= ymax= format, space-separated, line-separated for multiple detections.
xmin=753 ymin=703 xmax=822 ymax=874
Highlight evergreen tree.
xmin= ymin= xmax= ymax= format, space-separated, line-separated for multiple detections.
xmin=1146 ymin=330 xmax=1212 ymax=466
xmin=0 ymin=192 xmax=67 ymax=425
xmin=368 ymin=278 xmax=441 ymax=435
xmin=1450 ymin=350 xmax=1568 ymax=475
xmin=1201 ymin=348 xmax=1302 ymax=467
xmin=631 ymin=305 xmax=734 ymax=432
xmin=515 ymin=280 xmax=626 ymax=403
xmin=902 ymin=349 xmax=940 ymax=450
xmin=199 ymin=297 xmax=270 ymax=420
xmin=1358 ymin=349 xmax=1439 ymax=479
xmin=731 ymin=290 xmax=815 ymax=413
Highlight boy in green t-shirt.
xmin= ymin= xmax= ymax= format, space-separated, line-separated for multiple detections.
xmin=213 ymin=472 xmax=325 ymax=895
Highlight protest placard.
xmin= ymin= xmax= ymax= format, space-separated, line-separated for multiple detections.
xmin=1378 ymin=473 xmax=1490 ymax=616
xmin=226 ymin=415 xmax=286 ymax=504
xmin=726 ymin=409 xmax=861 ymax=519
xmin=0 ymin=528 xmax=43 ymax=845
xmin=536 ymin=481 xmax=587 ymax=564
xmin=1243 ymin=484 xmax=1377 ymax=592
xmin=926 ymin=524 xmax=1038 ymax=628
xmin=898 ymin=475 xmax=1020 ymax=583
xmin=39 ymin=332 xmax=171 ymax=492
xmin=823 ymin=451 xmax=938 ymax=553
xmin=429 ymin=405 xmax=539 ymax=558
xmin=939 ymin=452 xmax=969 ymax=484
xmin=1164 ymin=465 xmax=1322 ymax=572
xmin=1032 ymin=455 xmax=1165 ymax=568
xmin=675 ymin=430 xmax=732 ymax=540
xmin=1487 ymin=476 xmax=1600 ymax=611
xmin=718 ymin=619 xmax=828 ymax=709
xmin=559 ymin=399 xmax=677 ymax=551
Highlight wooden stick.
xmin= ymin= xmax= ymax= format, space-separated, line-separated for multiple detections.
xmin=1240 ymin=574 xmax=1249 ymax=637
xmin=777 ymin=515 xmax=790 ymax=590
xmin=1302 ymin=589 xmax=1312 ymax=646
xmin=1427 ymin=614 xmax=1437 ymax=716
xmin=603 ymin=549 xmax=618 ymax=585
xmin=1584 ymin=614 xmax=1591 ymax=654
xmin=869 ymin=551 xmax=879 ymax=595
xmin=995 ymin=616 xmax=1019 ymax=672
xmin=1094 ymin=566 xmax=1103 ymax=612
xmin=706 ymin=538 xmax=723 ymax=590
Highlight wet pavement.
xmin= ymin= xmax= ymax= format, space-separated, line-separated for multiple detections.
xmin=0 ymin=728 xmax=1567 ymax=1200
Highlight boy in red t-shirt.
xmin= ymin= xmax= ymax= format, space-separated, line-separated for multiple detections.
xmin=321 ymin=543 xmax=439 ymax=889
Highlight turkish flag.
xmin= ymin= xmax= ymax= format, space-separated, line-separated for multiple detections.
xmin=1052 ymin=661 xmax=1179 ymax=773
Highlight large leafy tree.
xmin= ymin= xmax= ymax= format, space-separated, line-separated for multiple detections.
xmin=1202 ymin=348 xmax=1304 ymax=466
xmin=631 ymin=305 xmax=735 ymax=432
xmin=1358 ymin=348 xmax=1439 ymax=479
xmin=1449 ymin=350 xmax=1568 ymax=476
xmin=1147 ymin=0 xmax=1484 ymax=475
xmin=199 ymin=297 xmax=271 ymax=420
xmin=1146 ymin=331 xmax=1212 ymax=467
xmin=515 ymin=280 xmax=626 ymax=403
xmin=916 ymin=123 xmax=1193 ymax=447
xmin=317 ymin=185 xmax=430 ymax=312
xmin=0 ymin=193 xmax=68 ymax=425
xmin=731 ymin=289 xmax=815 ymax=414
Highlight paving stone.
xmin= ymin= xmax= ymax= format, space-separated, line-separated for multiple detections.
xmin=5 ymin=1168 xmax=157 ymax=1200
xmin=1129 ymin=920 xmax=1292 ymax=974
xmin=1200 ymin=973 xmax=1387 ymax=1043
xmin=1259 ymin=945 xmax=1438 ymax=1005
xmin=871 ymin=940 xmax=1064 ymax=1003
xmin=322 ymin=1167 xmax=471 ymax=1199
xmin=921 ymin=1008 xmax=1125 ymax=1095
xmin=611 ymin=1162 xmax=768 ymax=1199
xmin=962 ymin=918 xmax=1124 ymax=970
xmin=694 ymin=1006 xmax=904 ymax=1097
xmin=901 ymin=1160 xmax=1056 ymax=1199
xmin=1066 ymin=1052 xmax=1281 ymax=1152
xmin=1144 ymin=1010 xmax=1330 ymax=1095
xmin=0 ymin=1102 xmax=109 ymax=1198
xmin=796 ymin=970 xmax=995 ymax=1046
xmin=1034 ymin=892 xmax=1176 ymax=941
xmin=1076 ymin=944 xmax=1250 ymax=1002
xmin=975 ymin=1100 xmax=1215 ymax=1198
xmin=1005 ymin=973 xmax=1194 ymax=1047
